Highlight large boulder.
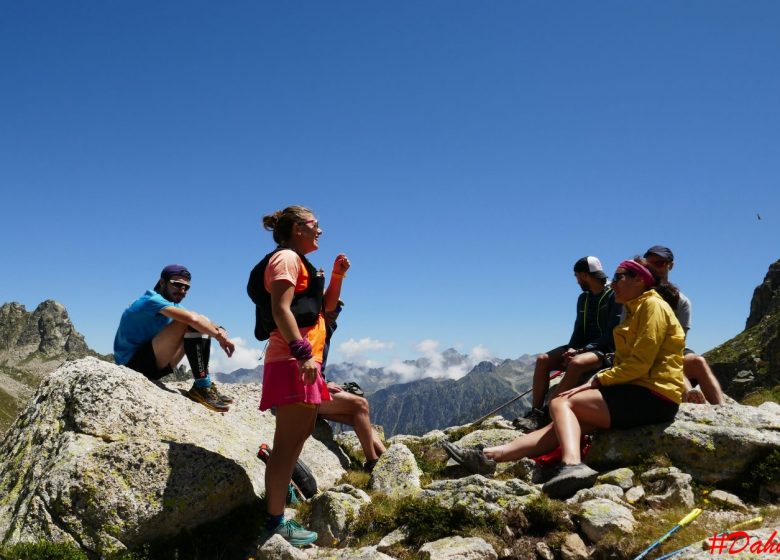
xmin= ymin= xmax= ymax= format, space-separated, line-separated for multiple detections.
xmin=0 ymin=357 xmax=345 ymax=555
xmin=587 ymin=403 xmax=780 ymax=483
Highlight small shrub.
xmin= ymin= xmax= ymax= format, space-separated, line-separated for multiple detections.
xmin=519 ymin=494 xmax=570 ymax=535
xmin=742 ymin=384 xmax=780 ymax=406
xmin=741 ymin=449 xmax=780 ymax=496
xmin=0 ymin=542 xmax=88 ymax=560
xmin=336 ymin=469 xmax=371 ymax=490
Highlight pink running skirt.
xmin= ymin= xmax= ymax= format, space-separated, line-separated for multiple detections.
xmin=259 ymin=359 xmax=331 ymax=411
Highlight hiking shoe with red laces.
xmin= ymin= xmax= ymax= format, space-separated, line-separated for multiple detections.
xmin=187 ymin=383 xmax=230 ymax=412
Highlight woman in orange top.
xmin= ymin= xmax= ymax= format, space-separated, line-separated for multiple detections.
xmin=257 ymin=205 xmax=349 ymax=546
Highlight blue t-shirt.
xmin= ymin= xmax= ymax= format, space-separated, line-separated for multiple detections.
xmin=113 ymin=290 xmax=184 ymax=365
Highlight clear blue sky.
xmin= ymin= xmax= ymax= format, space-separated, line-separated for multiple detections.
xmin=2 ymin=2 xmax=778 ymax=374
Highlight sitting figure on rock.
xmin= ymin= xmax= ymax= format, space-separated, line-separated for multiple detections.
xmin=113 ymin=264 xmax=236 ymax=412
xmin=318 ymin=300 xmax=386 ymax=473
xmin=643 ymin=245 xmax=725 ymax=405
xmin=514 ymin=256 xmax=622 ymax=432
xmin=444 ymin=258 xmax=686 ymax=500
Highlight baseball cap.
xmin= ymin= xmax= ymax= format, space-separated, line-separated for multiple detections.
xmin=643 ymin=246 xmax=674 ymax=262
xmin=573 ymin=256 xmax=607 ymax=279
xmin=160 ymin=264 xmax=191 ymax=281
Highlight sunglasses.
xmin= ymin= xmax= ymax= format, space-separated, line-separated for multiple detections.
xmin=168 ymin=280 xmax=191 ymax=292
xmin=612 ymin=272 xmax=635 ymax=283
xmin=300 ymin=219 xmax=319 ymax=229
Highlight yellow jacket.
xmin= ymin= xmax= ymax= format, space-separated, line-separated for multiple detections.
xmin=596 ymin=289 xmax=686 ymax=404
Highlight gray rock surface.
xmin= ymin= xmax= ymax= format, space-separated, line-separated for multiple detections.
xmin=419 ymin=535 xmax=498 ymax=559
xmin=309 ymin=484 xmax=370 ymax=546
xmin=567 ymin=484 xmax=624 ymax=505
xmin=587 ymin=403 xmax=780 ymax=483
xmin=560 ymin=533 xmax=589 ymax=560
xmin=256 ymin=534 xmax=309 ymax=560
xmin=707 ymin=490 xmax=750 ymax=512
xmin=421 ymin=475 xmax=538 ymax=519
xmin=0 ymin=358 xmax=345 ymax=554
xmin=578 ymin=498 xmax=635 ymax=542
xmin=641 ymin=467 xmax=695 ymax=509
xmin=369 ymin=443 xmax=421 ymax=497
xmin=597 ymin=467 xmax=634 ymax=490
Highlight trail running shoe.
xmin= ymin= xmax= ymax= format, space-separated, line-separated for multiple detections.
xmin=442 ymin=441 xmax=496 ymax=475
xmin=211 ymin=382 xmax=235 ymax=404
xmin=512 ymin=407 xmax=550 ymax=433
xmin=187 ymin=384 xmax=230 ymax=413
xmin=271 ymin=518 xmax=317 ymax=547
xmin=542 ymin=463 xmax=599 ymax=499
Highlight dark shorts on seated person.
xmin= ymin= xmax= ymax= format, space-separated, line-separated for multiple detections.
xmin=599 ymin=384 xmax=679 ymax=429
xmin=125 ymin=340 xmax=173 ymax=380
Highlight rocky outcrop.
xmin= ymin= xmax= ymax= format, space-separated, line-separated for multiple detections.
xmin=705 ymin=259 xmax=780 ymax=398
xmin=0 ymin=301 xmax=110 ymax=435
xmin=587 ymin=402 xmax=780 ymax=483
xmin=0 ymin=358 xmax=344 ymax=555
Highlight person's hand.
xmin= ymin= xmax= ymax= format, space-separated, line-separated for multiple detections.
xmin=327 ymin=381 xmax=343 ymax=394
xmin=299 ymin=358 xmax=319 ymax=385
xmin=333 ymin=254 xmax=350 ymax=277
xmin=561 ymin=347 xmax=577 ymax=366
xmin=219 ymin=337 xmax=235 ymax=358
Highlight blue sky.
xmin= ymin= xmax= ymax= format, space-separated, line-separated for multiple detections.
xmin=1 ymin=2 xmax=778 ymax=376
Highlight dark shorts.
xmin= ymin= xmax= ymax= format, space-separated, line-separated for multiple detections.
xmin=126 ymin=340 xmax=173 ymax=380
xmin=599 ymin=384 xmax=679 ymax=429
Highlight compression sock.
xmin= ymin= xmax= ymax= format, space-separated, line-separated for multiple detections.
xmin=184 ymin=332 xmax=212 ymax=388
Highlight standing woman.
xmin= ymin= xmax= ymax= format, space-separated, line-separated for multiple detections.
xmin=248 ymin=205 xmax=350 ymax=546
xmin=443 ymin=258 xmax=686 ymax=499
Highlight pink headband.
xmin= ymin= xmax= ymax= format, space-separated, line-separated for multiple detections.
xmin=618 ymin=260 xmax=656 ymax=288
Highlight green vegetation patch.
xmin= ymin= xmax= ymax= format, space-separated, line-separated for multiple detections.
xmin=349 ymin=494 xmax=502 ymax=549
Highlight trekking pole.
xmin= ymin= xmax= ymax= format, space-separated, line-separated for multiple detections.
xmin=654 ymin=515 xmax=764 ymax=560
xmin=633 ymin=508 xmax=702 ymax=560
xmin=470 ymin=370 xmax=563 ymax=428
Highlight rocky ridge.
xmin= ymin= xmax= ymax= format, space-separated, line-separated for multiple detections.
xmin=0 ymin=301 xmax=110 ymax=434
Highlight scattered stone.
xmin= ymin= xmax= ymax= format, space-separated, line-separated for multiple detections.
xmin=376 ymin=527 xmax=407 ymax=552
xmin=419 ymin=535 xmax=498 ymax=560
xmin=536 ymin=541 xmax=554 ymax=560
xmin=309 ymin=484 xmax=371 ymax=546
xmin=256 ymin=534 xmax=309 ymax=560
xmin=578 ymin=498 xmax=636 ymax=542
xmin=369 ymin=443 xmax=421 ymax=497
xmin=496 ymin=457 xmax=537 ymax=483
xmin=707 ymin=490 xmax=750 ymax=512
xmin=598 ymin=467 xmax=634 ymax=490
xmin=309 ymin=546 xmax=395 ymax=559
xmin=641 ymin=467 xmax=695 ymax=509
xmin=455 ymin=428 xmax=521 ymax=449
xmin=624 ymin=486 xmax=645 ymax=504
xmin=560 ymin=533 xmax=589 ymax=560
xmin=567 ymin=484 xmax=624 ymax=505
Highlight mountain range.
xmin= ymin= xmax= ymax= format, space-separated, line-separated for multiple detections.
xmin=1 ymin=257 xmax=779 ymax=436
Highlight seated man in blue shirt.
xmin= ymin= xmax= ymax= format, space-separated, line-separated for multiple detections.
xmin=114 ymin=264 xmax=236 ymax=412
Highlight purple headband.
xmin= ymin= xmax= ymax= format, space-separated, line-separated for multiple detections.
xmin=618 ymin=260 xmax=656 ymax=288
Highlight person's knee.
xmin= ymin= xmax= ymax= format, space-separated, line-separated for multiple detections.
xmin=548 ymin=396 xmax=569 ymax=420
xmin=683 ymin=354 xmax=707 ymax=378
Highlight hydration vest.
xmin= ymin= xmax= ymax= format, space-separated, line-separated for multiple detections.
xmin=247 ymin=248 xmax=324 ymax=341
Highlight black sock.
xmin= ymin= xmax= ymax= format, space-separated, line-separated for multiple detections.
xmin=184 ymin=333 xmax=210 ymax=383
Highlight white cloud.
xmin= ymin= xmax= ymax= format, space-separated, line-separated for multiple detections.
xmin=338 ymin=337 xmax=395 ymax=358
xmin=383 ymin=340 xmax=496 ymax=382
xmin=209 ymin=337 xmax=265 ymax=373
